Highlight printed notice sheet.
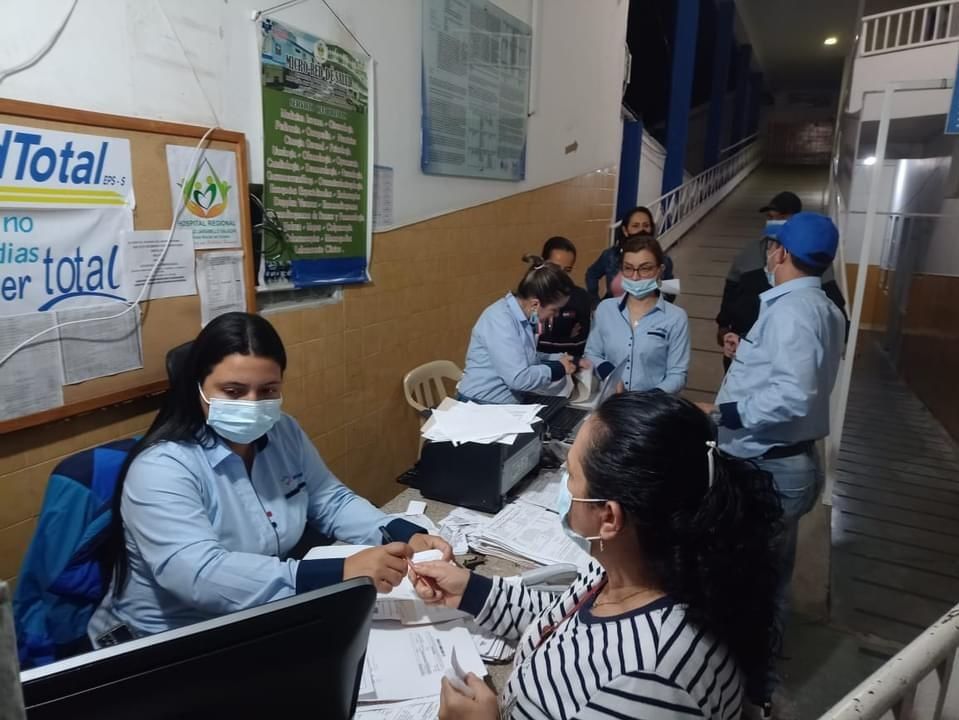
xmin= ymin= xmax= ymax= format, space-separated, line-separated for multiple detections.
xmin=196 ymin=250 xmax=246 ymax=326
xmin=56 ymin=305 xmax=143 ymax=385
xmin=0 ymin=313 xmax=63 ymax=421
xmin=121 ymin=230 xmax=197 ymax=301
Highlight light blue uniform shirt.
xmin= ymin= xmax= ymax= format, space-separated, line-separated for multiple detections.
xmin=458 ymin=294 xmax=562 ymax=404
xmin=88 ymin=414 xmax=394 ymax=641
xmin=584 ymin=295 xmax=691 ymax=394
xmin=716 ymin=277 xmax=845 ymax=458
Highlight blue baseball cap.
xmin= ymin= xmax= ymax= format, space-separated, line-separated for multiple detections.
xmin=775 ymin=212 xmax=839 ymax=269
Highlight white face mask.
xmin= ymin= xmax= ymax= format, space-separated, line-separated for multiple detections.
xmin=765 ymin=248 xmax=781 ymax=287
xmin=199 ymin=385 xmax=283 ymax=445
xmin=555 ymin=470 xmax=606 ymax=553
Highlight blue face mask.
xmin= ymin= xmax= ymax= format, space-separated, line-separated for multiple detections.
xmin=621 ymin=277 xmax=659 ymax=299
xmin=529 ymin=311 xmax=539 ymax=330
xmin=199 ymin=385 xmax=283 ymax=445
xmin=556 ymin=470 xmax=604 ymax=553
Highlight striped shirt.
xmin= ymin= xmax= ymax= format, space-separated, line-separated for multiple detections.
xmin=460 ymin=561 xmax=743 ymax=719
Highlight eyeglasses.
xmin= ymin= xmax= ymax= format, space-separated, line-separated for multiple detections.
xmin=621 ymin=262 xmax=660 ymax=279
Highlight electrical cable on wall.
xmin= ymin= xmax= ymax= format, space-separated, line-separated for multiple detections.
xmin=0 ymin=0 xmax=78 ymax=85
xmin=0 ymin=0 xmax=224 ymax=369
xmin=0 ymin=127 xmax=217 ymax=369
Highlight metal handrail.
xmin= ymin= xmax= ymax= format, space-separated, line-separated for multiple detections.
xmin=633 ymin=137 xmax=762 ymax=247
xmin=819 ymin=604 xmax=959 ymax=720
xmin=718 ymin=132 xmax=760 ymax=159
xmin=860 ymin=1 xmax=959 ymax=57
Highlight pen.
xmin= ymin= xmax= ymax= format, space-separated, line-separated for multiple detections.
xmin=380 ymin=526 xmax=441 ymax=595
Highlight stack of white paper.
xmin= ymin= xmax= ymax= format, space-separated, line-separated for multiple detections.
xmin=437 ymin=507 xmax=493 ymax=555
xmin=516 ymin=467 xmax=564 ymax=511
xmin=358 ymin=620 xmax=487 ymax=703
xmin=354 ymin=698 xmax=441 ymax=720
xmin=422 ymin=400 xmax=542 ymax=446
xmin=469 ymin=502 xmax=591 ymax=569
xmin=466 ymin=619 xmax=514 ymax=662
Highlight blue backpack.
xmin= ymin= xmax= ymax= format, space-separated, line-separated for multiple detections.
xmin=13 ymin=438 xmax=137 ymax=669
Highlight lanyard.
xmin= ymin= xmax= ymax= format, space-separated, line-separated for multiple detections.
xmin=531 ymin=577 xmax=607 ymax=654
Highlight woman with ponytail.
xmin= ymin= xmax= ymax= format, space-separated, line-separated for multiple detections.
xmin=458 ymin=255 xmax=587 ymax=404
xmin=412 ymin=391 xmax=782 ymax=719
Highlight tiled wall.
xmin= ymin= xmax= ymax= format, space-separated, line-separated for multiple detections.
xmin=0 ymin=167 xmax=617 ymax=590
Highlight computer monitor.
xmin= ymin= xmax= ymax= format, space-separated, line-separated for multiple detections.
xmin=20 ymin=578 xmax=376 ymax=720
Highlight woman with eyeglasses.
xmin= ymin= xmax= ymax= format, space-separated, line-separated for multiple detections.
xmin=585 ymin=206 xmax=677 ymax=306
xmin=411 ymin=392 xmax=783 ymax=720
xmin=458 ymin=255 xmax=589 ymax=404
xmin=584 ymin=235 xmax=690 ymax=394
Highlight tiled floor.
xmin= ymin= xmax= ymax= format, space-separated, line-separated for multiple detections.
xmin=667 ymin=165 xmax=959 ymax=717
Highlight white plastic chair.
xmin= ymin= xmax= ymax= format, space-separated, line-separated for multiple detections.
xmin=402 ymin=361 xmax=463 ymax=456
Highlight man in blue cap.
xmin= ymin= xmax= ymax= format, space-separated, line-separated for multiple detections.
xmin=698 ymin=212 xmax=846 ymax=715
xmin=716 ymin=192 xmax=847 ymax=371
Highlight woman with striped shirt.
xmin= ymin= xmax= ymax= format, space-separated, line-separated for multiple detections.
xmin=413 ymin=392 xmax=782 ymax=719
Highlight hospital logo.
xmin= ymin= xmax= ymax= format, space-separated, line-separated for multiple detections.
xmin=179 ymin=158 xmax=232 ymax=220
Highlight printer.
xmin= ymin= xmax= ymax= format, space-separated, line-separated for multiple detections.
xmin=405 ymin=400 xmax=544 ymax=513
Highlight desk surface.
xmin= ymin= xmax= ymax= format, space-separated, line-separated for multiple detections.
xmin=380 ymin=487 xmax=524 ymax=692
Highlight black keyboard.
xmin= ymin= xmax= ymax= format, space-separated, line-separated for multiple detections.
xmin=547 ymin=407 xmax=587 ymax=441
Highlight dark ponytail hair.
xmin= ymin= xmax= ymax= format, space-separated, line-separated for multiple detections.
xmin=102 ymin=312 xmax=288 ymax=597
xmin=515 ymin=254 xmax=574 ymax=307
xmin=582 ymin=391 xmax=782 ymax=682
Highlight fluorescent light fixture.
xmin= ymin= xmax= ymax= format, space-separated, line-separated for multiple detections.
xmin=863 ymin=156 xmax=877 ymax=166
xmin=824 ymin=36 xmax=838 ymax=45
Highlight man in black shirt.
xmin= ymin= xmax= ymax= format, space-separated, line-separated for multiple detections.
xmin=716 ymin=191 xmax=848 ymax=370
xmin=537 ymin=237 xmax=592 ymax=357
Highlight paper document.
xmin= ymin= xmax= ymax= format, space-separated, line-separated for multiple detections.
xmin=516 ymin=467 xmax=564 ymax=511
xmin=444 ymin=646 xmax=475 ymax=698
xmin=354 ymin=698 xmax=441 ymax=720
xmin=0 ymin=313 xmax=64 ymax=421
xmin=470 ymin=501 xmax=591 ymax=569
xmin=121 ymin=230 xmax=197 ymax=301
xmin=422 ymin=399 xmax=542 ymax=446
xmin=405 ymin=500 xmax=427 ymax=516
xmin=538 ymin=374 xmax=573 ymax=398
xmin=466 ymin=619 xmax=514 ymax=662
xmin=359 ymin=621 xmax=486 ymax=703
xmin=437 ymin=506 xmax=493 ymax=555
xmin=661 ymin=278 xmax=681 ymax=296
xmin=304 ymin=544 xmax=464 ymax=624
xmin=56 ymin=305 xmax=143 ymax=385
xmin=570 ymin=367 xmax=594 ymax=403
xmin=372 ymin=165 xmax=394 ymax=230
xmin=166 ymin=145 xmax=242 ymax=249
xmin=196 ymin=250 xmax=246 ymax=326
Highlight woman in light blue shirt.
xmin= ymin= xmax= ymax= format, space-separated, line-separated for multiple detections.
xmin=585 ymin=236 xmax=690 ymax=394
xmin=89 ymin=312 xmax=450 ymax=645
xmin=458 ymin=256 xmax=583 ymax=404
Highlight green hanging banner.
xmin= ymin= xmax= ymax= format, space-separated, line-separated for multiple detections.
xmin=259 ymin=17 xmax=372 ymax=288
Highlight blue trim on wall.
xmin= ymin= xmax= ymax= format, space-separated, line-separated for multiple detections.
xmin=704 ymin=1 xmax=735 ymax=169
xmin=616 ymin=120 xmax=642 ymax=220
xmin=290 ymin=257 xmax=369 ymax=287
xmin=662 ymin=0 xmax=700 ymax=195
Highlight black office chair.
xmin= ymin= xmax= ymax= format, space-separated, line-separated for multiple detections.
xmin=165 ymin=342 xmax=192 ymax=385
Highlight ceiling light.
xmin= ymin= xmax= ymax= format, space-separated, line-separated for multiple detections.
xmin=824 ymin=36 xmax=838 ymax=46
xmin=863 ymin=156 xmax=877 ymax=166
